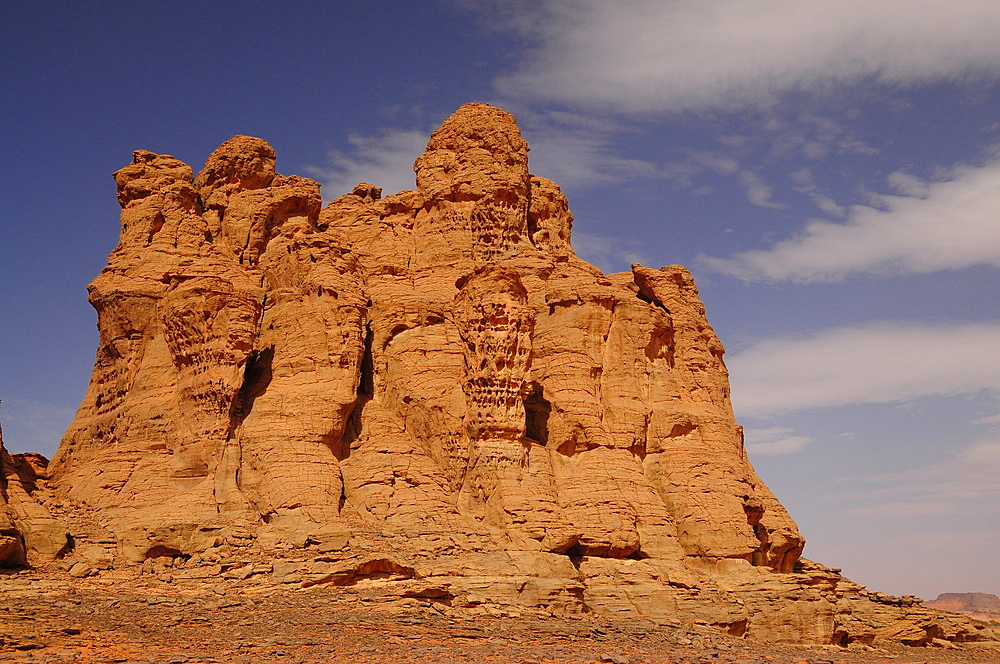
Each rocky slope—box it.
[5,103,987,646]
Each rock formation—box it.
[0,424,26,567]
[1,421,69,566]
[925,593,1000,621]
[34,103,984,645]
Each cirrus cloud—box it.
[838,438,1000,520]
[743,426,812,456]
[700,159,1000,282]
[488,0,1000,113]
[304,129,427,201]
[727,321,1000,417]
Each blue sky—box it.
[3,1,998,600]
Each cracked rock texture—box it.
[38,103,984,646]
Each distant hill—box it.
[924,593,1000,621]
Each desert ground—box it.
[3,563,998,664]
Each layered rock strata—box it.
[42,103,984,645]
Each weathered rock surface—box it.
[0,425,25,567]
[36,103,985,645]
[0,423,69,566]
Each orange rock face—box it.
[43,103,983,645]
[0,426,26,567]
[1,423,69,566]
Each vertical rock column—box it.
[193,137,363,546]
[453,266,578,551]
[632,264,803,570]
[454,265,535,469]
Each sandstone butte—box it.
[924,594,1000,622]
[0,103,987,647]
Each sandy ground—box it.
[3,567,998,664]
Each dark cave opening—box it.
[635,289,670,315]
[232,346,274,425]
[524,381,551,444]
[340,322,374,460]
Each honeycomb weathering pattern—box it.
[16,103,983,645]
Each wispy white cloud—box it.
[838,439,1000,519]
[521,115,664,187]
[571,231,649,273]
[301,107,836,208]
[764,112,878,162]
[727,322,1000,417]
[886,170,930,197]
[700,158,1000,282]
[789,167,846,217]
[305,112,670,197]
[736,170,786,209]
[808,192,845,217]
[645,149,786,206]
[304,129,427,200]
[658,149,788,208]
[489,0,1000,113]
[744,426,812,456]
